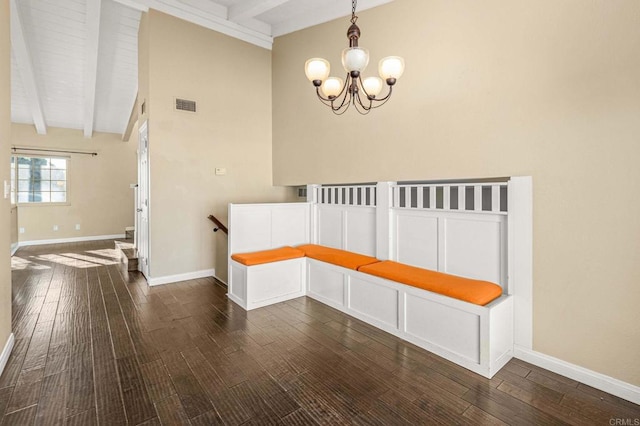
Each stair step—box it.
[115,240,138,272]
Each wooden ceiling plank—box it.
[10,0,47,135]
[84,0,102,138]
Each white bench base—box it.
[306,258,513,378]
[227,256,513,378]
[229,257,306,311]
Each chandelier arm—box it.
[367,85,394,109]
[331,103,351,115]
[356,75,374,100]
[329,74,353,112]
[315,87,337,103]
[353,101,372,115]
[371,84,393,103]
[353,90,373,114]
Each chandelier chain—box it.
[351,0,358,24]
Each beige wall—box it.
[0,0,11,354]
[143,10,295,282]
[11,124,137,242]
[272,1,640,386]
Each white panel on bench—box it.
[229,258,306,310]
[395,211,439,270]
[230,203,311,254]
[345,208,376,256]
[318,207,343,249]
[233,209,272,252]
[230,265,246,300]
[443,216,505,285]
[307,260,345,307]
[272,205,310,247]
[349,276,399,329]
[249,259,305,303]
[404,292,481,363]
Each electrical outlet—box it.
[75,224,81,230]
[53,225,59,231]
[19,227,25,234]
[215,167,227,175]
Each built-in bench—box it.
[231,244,503,308]
[229,246,307,310]
[227,179,532,378]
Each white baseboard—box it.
[0,333,15,377]
[18,234,126,247]
[147,268,216,286]
[10,242,19,256]
[514,346,640,405]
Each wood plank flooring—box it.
[1,240,639,425]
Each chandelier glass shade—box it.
[304,0,404,115]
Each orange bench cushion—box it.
[358,261,503,306]
[297,244,380,271]
[231,246,305,266]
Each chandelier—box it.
[304,0,405,115]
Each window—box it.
[12,156,68,204]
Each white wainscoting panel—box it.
[395,211,439,270]
[349,276,399,329]
[404,293,481,363]
[272,205,310,248]
[229,203,311,254]
[232,209,272,253]
[249,260,305,304]
[318,207,343,249]
[345,208,376,256]
[307,259,346,307]
[230,265,247,301]
[443,216,506,286]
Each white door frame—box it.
[137,121,150,279]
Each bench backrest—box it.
[228,203,311,255]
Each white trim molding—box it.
[0,333,15,377]
[515,346,640,405]
[147,268,215,286]
[18,234,126,247]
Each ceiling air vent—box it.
[175,98,197,113]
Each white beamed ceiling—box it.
[10,0,394,138]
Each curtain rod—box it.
[12,147,98,156]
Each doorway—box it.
[137,121,150,278]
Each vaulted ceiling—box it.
[10,0,393,139]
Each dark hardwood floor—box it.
[1,240,638,425]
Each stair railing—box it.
[207,215,228,235]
